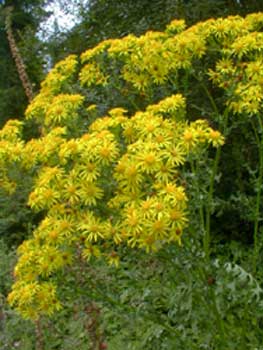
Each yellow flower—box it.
[124,207,143,237]
[36,166,64,188]
[37,246,64,276]
[78,181,104,206]
[115,159,143,192]
[87,104,97,112]
[207,129,225,147]
[61,180,81,205]
[75,163,100,182]
[150,217,169,237]
[82,243,101,260]
[140,198,155,219]
[137,149,162,174]
[165,19,186,35]
[155,161,177,183]
[182,128,198,149]
[147,94,186,119]
[107,251,120,267]
[81,39,112,62]
[164,145,186,167]
[97,140,119,165]
[78,212,105,242]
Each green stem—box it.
[191,75,215,258]
[204,147,221,259]
[201,81,220,116]
[190,159,205,234]
[209,286,226,343]
[193,73,220,116]
[192,74,228,259]
[252,115,263,274]
[111,73,141,110]
[204,109,229,259]
[196,265,226,344]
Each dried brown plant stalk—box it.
[5,6,34,102]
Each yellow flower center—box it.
[184,131,193,142]
[49,230,59,240]
[100,147,111,158]
[153,220,165,232]
[144,154,156,165]
[126,165,137,177]
[170,209,182,220]
[210,130,221,140]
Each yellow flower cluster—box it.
[209,56,263,115]
[26,92,85,129]
[206,14,263,115]
[77,13,263,95]
[0,120,24,193]
[8,280,62,320]
[23,12,263,130]
[6,93,223,318]
[45,94,84,127]
[41,55,78,93]
[26,55,81,128]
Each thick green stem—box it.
[252,115,263,273]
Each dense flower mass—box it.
[2,12,263,319]
[5,94,223,318]
[3,103,223,319]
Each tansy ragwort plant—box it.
[2,98,223,319]
[1,12,263,322]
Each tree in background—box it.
[49,0,263,64]
[0,0,48,126]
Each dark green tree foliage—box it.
[0,22,26,126]
[49,0,263,64]
[179,0,262,24]
[0,0,47,126]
